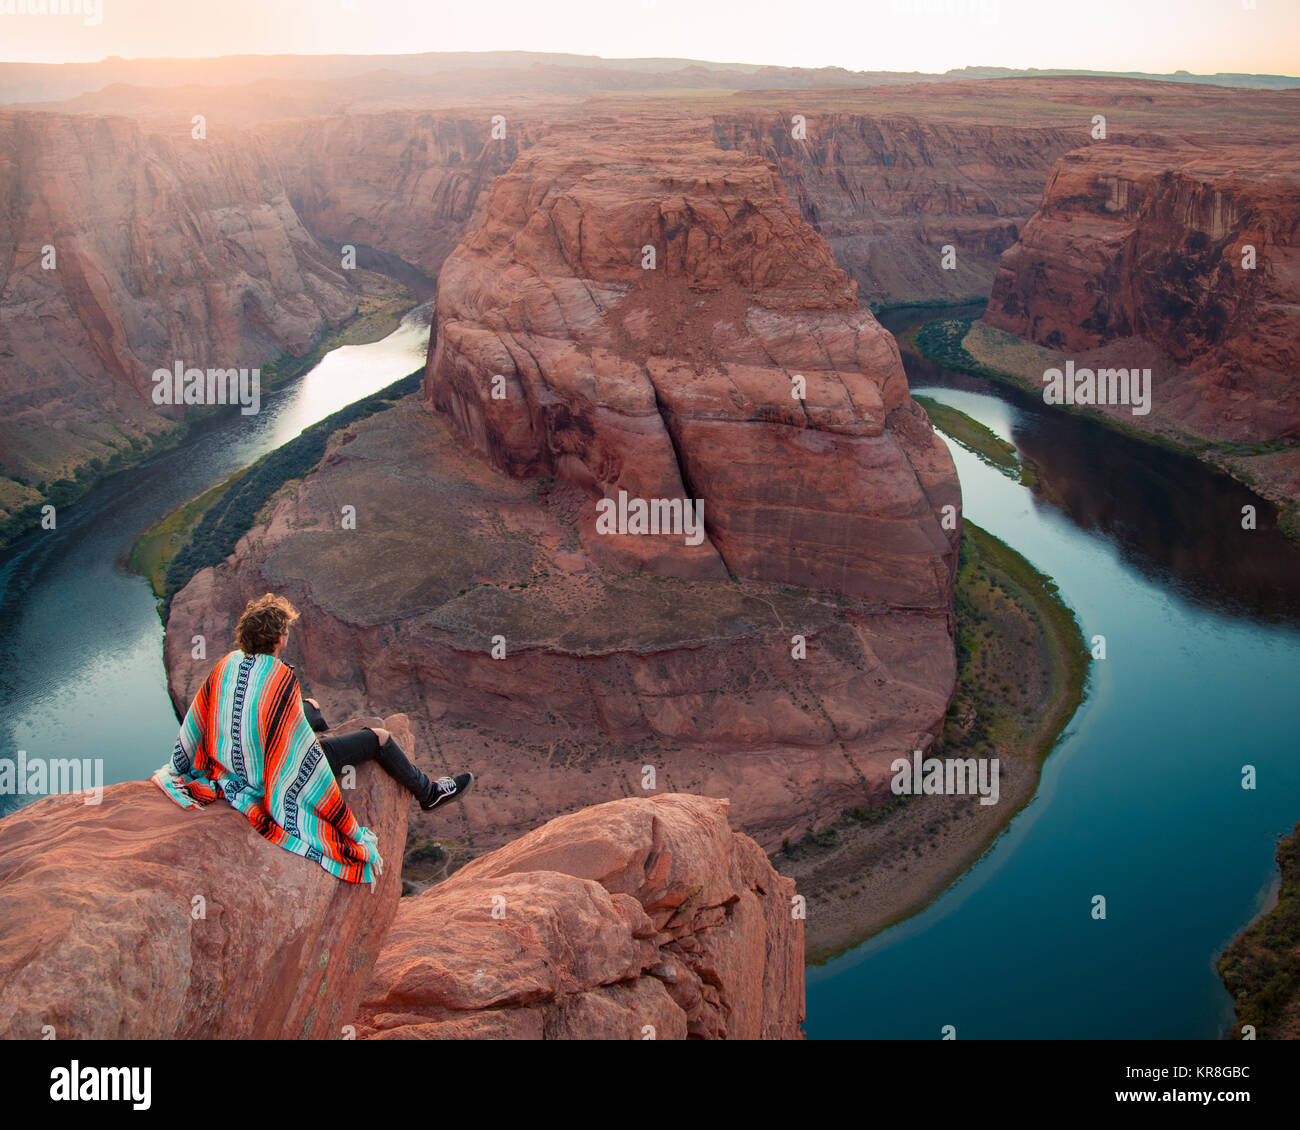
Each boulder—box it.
[355,794,804,1039]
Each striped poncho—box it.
[152,650,383,886]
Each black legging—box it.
[305,701,430,800]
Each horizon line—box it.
[0,49,1296,82]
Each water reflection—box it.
[878,307,1300,623]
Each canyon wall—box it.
[984,141,1300,444]
[0,111,365,531]
[11,79,1271,540]
[5,79,1292,540]
[254,104,1084,309]
[255,112,549,281]
[713,111,1084,304]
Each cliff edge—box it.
[0,714,412,1040]
[0,716,802,1039]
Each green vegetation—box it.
[914,317,1002,376]
[139,369,424,607]
[130,470,250,595]
[949,521,1089,765]
[1278,505,1300,544]
[1218,824,1300,1039]
[913,393,1036,486]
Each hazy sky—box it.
[2,0,1297,75]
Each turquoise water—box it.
[806,324,1300,1039]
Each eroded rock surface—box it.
[355,794,804,1039]
[427,120,960,602]
[0,715,412,1040]
[986,142,1300,445]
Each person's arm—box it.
[285,661,328,732]
[302,696,329,733]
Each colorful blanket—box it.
[152,650,383,886]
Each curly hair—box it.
[235,593,300,656]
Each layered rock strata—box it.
[985,142,1300,445]
[0,111,366,527]
[426,121,960,603]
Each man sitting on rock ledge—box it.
[151,593,472,884]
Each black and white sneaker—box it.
[420,772,474,811]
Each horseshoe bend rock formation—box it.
[428,121,960,605]
[164,121,959,861]
[164,122,960,855]
[356,794,804,1039]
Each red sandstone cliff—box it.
[0,111,368,527]
[0,715,411,1039]
[985,141,1300,445]
[427,120,960,603]
[357,794,804,1039]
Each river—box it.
[0,305,431,815]
[805,307,1300,1038]
[2,302,1297,1040]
